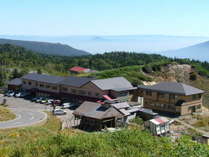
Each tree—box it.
[0,68,7,87]
[37,69,42,74]
[11,68,22,79]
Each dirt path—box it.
[174,118,209,136]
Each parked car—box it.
[61,102,71,109]
[40,98,48,104]
[53,109,67,115]
[14,91,28,98]
[36,97,44,103]
[46,99,54,105]
[15,92,22,97]
[31,97,43,103]
[5,91,15,97]
[31,97,39,102]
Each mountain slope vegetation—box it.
[1,44,209,85]
[0,38,90,56]
[2,129,209,157]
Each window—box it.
[158,93,165,99]
[88,91,92,96]
[46,85,50,89]
[23,81,26,84]
[169,94,175,100]
[146,91,152,96]
[28,82,32,85]
[40,84,44,87]
[62,87,68,91]
[192,94,201,100]
[71,89,77,94]
[95,93,100,97]
[52,86,57,90]
[79,90,86,95]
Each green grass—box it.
[2,129,209,157]
[0,112,208,157]
[0,113,61,148]
[0,106,16,122]
[90,65,152,85]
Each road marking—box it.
[13,122,22,125]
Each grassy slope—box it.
[87,65,152,85]
[0,113,61,155]
[0,106,16,121]
[3,129,209,157]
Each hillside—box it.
[165,40,209,61]
[1,34,209,53]
[2,44,209,90]
[0,38,90,56]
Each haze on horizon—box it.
[1,0,209,37]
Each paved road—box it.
[0,95,49,129]
[0,108,47,129]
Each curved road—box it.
[0,109,47,129]
[0,95,48,129]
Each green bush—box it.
[190,72,197,81]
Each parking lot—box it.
[0,94,77,129]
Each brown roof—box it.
[73,101,123,119]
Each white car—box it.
[40,98,48,104]
[61,103,71,109]
[53,109,67,115]
[36,97,44,103]
[6,91,15,97]
[15,92,22,97]
[46,99,54,105]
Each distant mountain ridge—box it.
[164,40,209,61]
[0,38,90,56]
[1,35,209,54]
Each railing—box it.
[181,100,202,106]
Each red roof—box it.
[103,95,113,101]
[69,66,88,72]
[150,117,169,125]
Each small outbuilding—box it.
[73,101,124,131]
[145,116,170,135]
[73,101,140,131]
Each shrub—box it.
[190,72,197,81]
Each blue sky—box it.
[1,0,209,36]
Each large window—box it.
[169,94,175,100]
[62,87,68,91]
[71,89,77,94]
[79,90,86,95]
[46,85,51,89]
[52,86,57,90]
[146,91,152,96]
[158,93,165,99]
[95,93,100,97]
[192,94,202,100]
